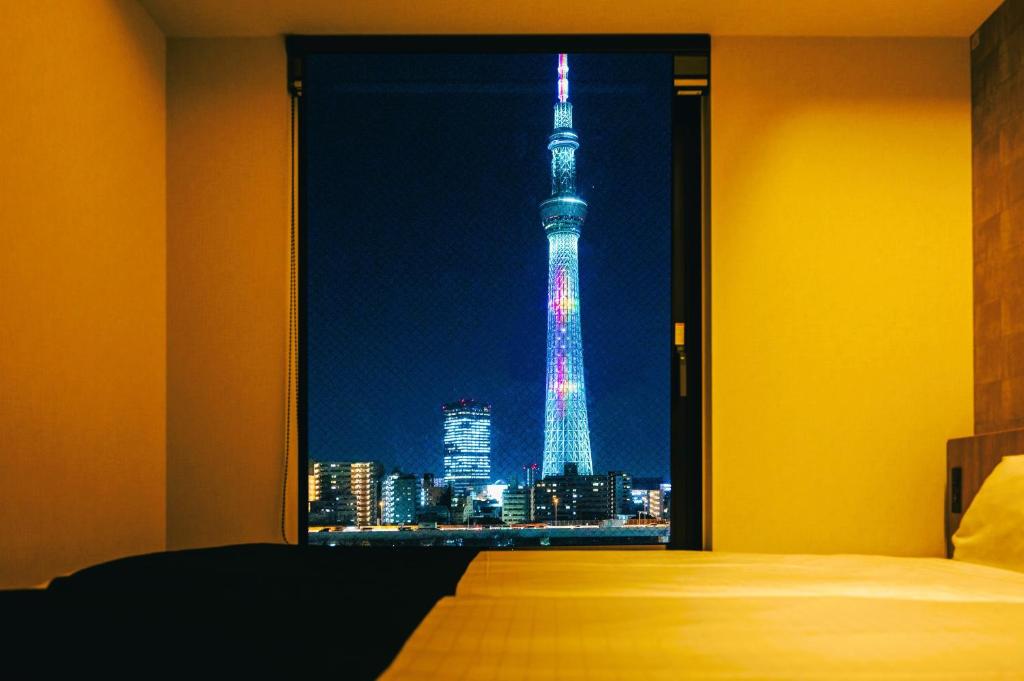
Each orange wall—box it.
[164,37,972,556]
[710,37,973,556]
[166,38,295,548]
[0,1,166,588]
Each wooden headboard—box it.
[946,428,1024,557]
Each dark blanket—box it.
[9,544,479,677]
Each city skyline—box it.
[305,52,672,483]
[308,398,668,487]
[310,455,671,527]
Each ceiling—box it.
[138,0,1001,39]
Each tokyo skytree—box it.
[541,53,594,478]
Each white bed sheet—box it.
[382,551,1024,680]
[455,550,1024,602]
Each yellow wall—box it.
[166,39,294,548]
[710,37,973,556]
[163,37,972,556]
[0,1,166,588]
[0,10,975,588]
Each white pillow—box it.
[953,454,1024,573]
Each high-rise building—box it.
[307,462,318,512]
[442,399,491,495]
[521,463,539,489]
[502,486,534,524]
[382,472,421,525]
[628,482,670,521]
[541,54,594,479]
[630,488,650,517]
[421,473,435,507]
[658,482,672,521]
[608,471,633,517]
[631,477,666,520]
[310,462,355,525]
[648,488,663,519]
[534,463,609,522]
[310,461,383,526]
[350,462,382,525]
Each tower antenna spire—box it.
[557,53,569,103]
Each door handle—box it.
[675,323,686,397]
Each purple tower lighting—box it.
[540,53,593,478]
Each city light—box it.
[542,54,594,478]
[306,54,670,548]
[442,400,492,495]
[557,52,569,103]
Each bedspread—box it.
[382,551,1024,679]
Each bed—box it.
[382,436,1024,679]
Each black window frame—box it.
[287,34,710,550]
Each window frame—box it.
[287,34,710,550]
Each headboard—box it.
[946,428,1024,557]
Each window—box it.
[293,36,708,549]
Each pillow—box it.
[953,454,1024,573]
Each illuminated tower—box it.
[541,53,593,478]
[442,399,492,495]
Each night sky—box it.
[304,52,672,482]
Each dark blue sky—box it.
[304,52,672,481]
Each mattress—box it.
[456,550,1024,602]
[382,551,1024,679]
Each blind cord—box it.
[281,93,298,544]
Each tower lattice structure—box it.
[541,54,594,478]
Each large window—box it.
[294,37,708,548]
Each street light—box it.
[553,495,559,526]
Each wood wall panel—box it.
[972,0,1024,433]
